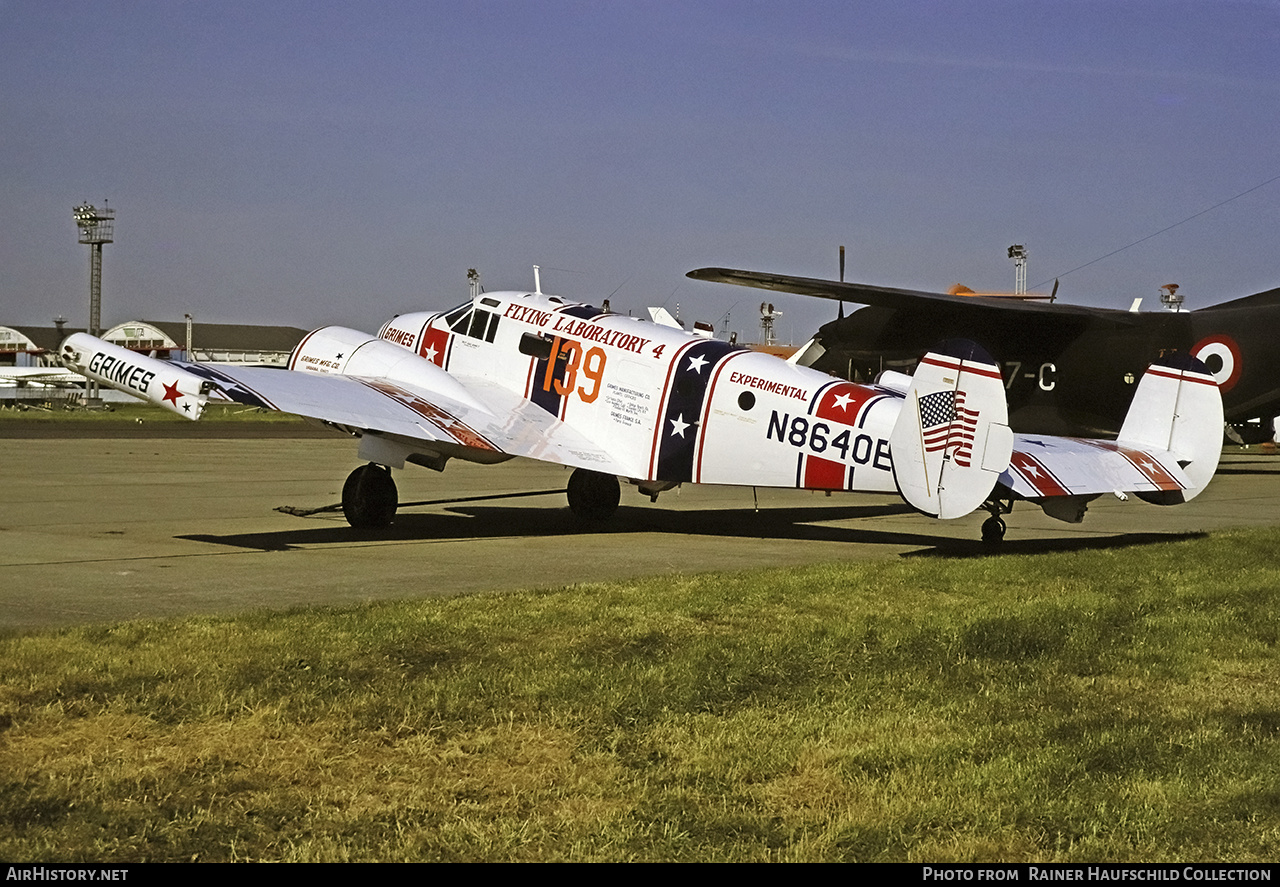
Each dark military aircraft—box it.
[688,267,1280,442]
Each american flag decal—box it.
[919,389,980,467]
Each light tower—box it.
[759,302,782,346]
[73,202,115,405]
[1007,244,1027,295]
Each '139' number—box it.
[542,337,606,404]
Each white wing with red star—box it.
[61,332,636,476]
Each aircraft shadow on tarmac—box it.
[1214,456,1280,476]
[177,497,1206,559]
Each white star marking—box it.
[831,392,853,411]
[669,413,690,438]
[424,343,439,363]
[1022,462,1042,478]
[686,354,708,374]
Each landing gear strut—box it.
[566,468,620,521]
[342,463,398,528]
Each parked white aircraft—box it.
[0,366,86,386]
[59,281,1223,542]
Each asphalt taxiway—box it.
[3,429,1278,630]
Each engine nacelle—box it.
[376,312,439,354]
[290,326,489,414]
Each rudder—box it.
[1117,354,1222,503]
[890,340,1014,519]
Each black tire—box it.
[981,515,1006,545]
[566,469,620,521]
[342,463,398,528]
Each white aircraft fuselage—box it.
[350,291,900,494]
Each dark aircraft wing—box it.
[687,267,1139,323]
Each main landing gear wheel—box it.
[566,468,620,521]
[981,515,1006,545]
[342,463,398,528]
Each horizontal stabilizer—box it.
[1000,435,1194,500]
[998,355,1223,518]
[60,334,213,419]
[890,340,1013,519]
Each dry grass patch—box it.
[3,527,1279,861]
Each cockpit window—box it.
[443,301,500,343]
[444,302,472,331]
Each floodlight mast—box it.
[759,301,782,346]
[73,202,115,405]
[1007,244,1028,295]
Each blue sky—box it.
[3,0,1278,343]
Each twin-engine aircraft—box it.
[60,282,1223,542]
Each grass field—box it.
[2,528,1278,862]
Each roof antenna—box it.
[533,265,542,295]
[838,245,846,320]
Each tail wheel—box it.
[342,463,398,528]
[566,469,620,521]
[981,515,1006,545]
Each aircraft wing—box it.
[687,267,1136,322]
[192,363,636,476]
[62,334,637,477]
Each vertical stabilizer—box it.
[890,340,1014,519]
[1117,354,1222,502]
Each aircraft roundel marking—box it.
[1192,334,1241,392]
